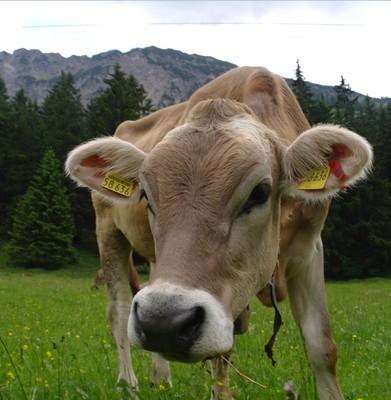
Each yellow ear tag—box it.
[101,174,135,197]
[297,164,330,190]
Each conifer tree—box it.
[0,77,13,238]
[291,60,314,123]
[87,64,153,136]
[329,75,357,128]
[41,71,86,158]
[311,94,330,124]
[7,149,75,268]
[375,104,391,178]
[41,72,95,245]
[9,89,43,192]
[335,76,351,106]
[0,77,10,131]
[356,96,376,135]
[0,89,44,237]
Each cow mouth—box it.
[158,349,231,363]
[158,352,200,363]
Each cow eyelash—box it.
[139,189,155,215]
[240,183,271,215]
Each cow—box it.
[65,66,372,400]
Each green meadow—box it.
[0,251,390,399]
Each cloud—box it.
[0,1,390,97]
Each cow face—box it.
[66,99,372,363]
[129,101,281,361]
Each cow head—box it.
[66,99,372,362]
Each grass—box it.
[0,250,390,399]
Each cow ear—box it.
[65,137,146,201]
[282,124,373,201]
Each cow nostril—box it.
[133,301,140,321]
[178,306,205,341]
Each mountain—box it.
[0,47,235,107]
[0,46,389,108]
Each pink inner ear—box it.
[329,159,346,181]
[332,143,353,158]
[80,154,111,168]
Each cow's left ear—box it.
[282,124,373,201]
[65,137,146,201]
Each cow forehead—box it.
[143,118,274,183]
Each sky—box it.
[1,1,390,98]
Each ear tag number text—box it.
[298,164,330,190]
[101,174,134,197]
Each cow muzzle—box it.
[128,281,233,362]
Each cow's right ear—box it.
[281,124,373,201]
[65,137,146,201]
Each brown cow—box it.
[66,66,372,399]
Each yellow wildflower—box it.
[7,371,15,380]
[22,344,28,351]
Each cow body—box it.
[66,67,372,399]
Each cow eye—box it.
[240,183,271,215]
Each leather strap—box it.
[264,275,283,366]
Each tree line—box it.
[0,62,389,278]
[0,64,152,268]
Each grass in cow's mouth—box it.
[0,249,390,399]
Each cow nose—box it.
[133,302,205,357]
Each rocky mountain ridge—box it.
[0,46,389,108]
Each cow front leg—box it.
[96,213,138,393]
[107,274,138,392]
[287,239,344,400]
[210,355,232,400]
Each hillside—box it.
[0,46,389,108]
[0,46,235,107]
